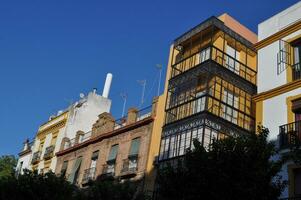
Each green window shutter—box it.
[129,138,141,156]
[61,160,68,174]
[68,156,82,183]
[108,145,118,162]
[91,150,99,160]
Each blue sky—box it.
[0,0,299,156]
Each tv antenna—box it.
[137,79,146,108]
[120,93,127,117]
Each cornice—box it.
[255,20,301,50]
[253,79,301,102]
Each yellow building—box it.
[157,13,257,168]
[253,2,301,198]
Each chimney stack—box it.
[102,73,113,98]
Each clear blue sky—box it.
[0,0,299,156]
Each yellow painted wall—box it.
[144,45,173,193]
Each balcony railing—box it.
[31,151,41,164]
[137,106,152,121]
[279,120,301,149]
[171,46,256,84]
[82,167,96,185]
[63,131,92,150]
[292,62,301,81]
[102,163,115,177]
[120,156,138,177]
[43,145,55,160]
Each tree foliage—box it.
[0,170,148,200]
[0,170,77,200]
[0,155,17,179]
[156,126,286,200]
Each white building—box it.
[17,73,113,174]
[254,2,301,198]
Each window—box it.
[128,138,140,170]
[199,47,210,63]
[90,151,99,169]
[68,157,82,184]
[60,160,68,177]
[226,45,240,74]
[106,145,119,174]
[222,89,239,123]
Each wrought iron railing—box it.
[102,163,115,176]
[171,45,257,84]
[31,151,41,164]
[292,62,301,81]
[120,156,138,175]
[165,94,254,131]
[137,106,152,121]
[279,120,301,149]
[82,167,96,184]
[43,145,55,160]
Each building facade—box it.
[158,14,257,165]
[30,90,112,173]
[253,2,301,198]
[54,97,164,193]
[16,139,33,176]
[16,73,114,173]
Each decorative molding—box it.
[253,79,301,102]
[255,20,301,50]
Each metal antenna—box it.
[120,93,127,117]
[137,79,146,108]
[156,64,163,96]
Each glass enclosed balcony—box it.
[171,45,256,84]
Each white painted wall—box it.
[16,152,32,175]
[257,2,301,93]
[258,2,301,41]
[262,87,301,140]
[30,91,111,172]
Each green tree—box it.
[81,176,149,200]
[156,126,286,200]
[0,155,17,179]
[0,170,77,200]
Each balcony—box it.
[101,163,115,178]
[31,151,41,164]
[81,167,96,185]
[279,120,301,149]
[120,156,138,178]
[292,63,301,81]
[165,94,254,132]
[43,145,55,160]
[171,46,256,85]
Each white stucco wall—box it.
[16,152,32,174]
[257,2,301,93]
[29,91,111,172]
[262,87,301,140]
[258,2,301,41]
[64,92,111,140]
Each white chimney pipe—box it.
[102,73,113,98]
